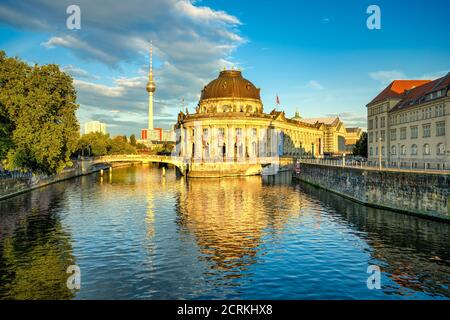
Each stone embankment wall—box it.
[294,163,450,221]
[0,160,112,201]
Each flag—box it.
[276,94,280,105]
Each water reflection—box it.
[0,185,76,299]
[0,166,448,299]
[297,182,450,298]
[176,176,301,276]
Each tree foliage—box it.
[0,51,79,174]
[109,136,136,155]
[77,132,110,156]
[352,131,368,158]
[76,132,137,156]
[129,134,136,146]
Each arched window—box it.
[391,145,396,155]
[423,144,430,155]
[401,145,406,155]
[437,143,445,155]
[411,144,418,155]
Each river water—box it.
[0,165,449,299]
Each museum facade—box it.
[174,69,358,177]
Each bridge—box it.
[80,154,295,177]
[82,155,187,175]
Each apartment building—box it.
[366,73,449,169]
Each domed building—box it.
[196,69,263,114]
[174,69,354,177]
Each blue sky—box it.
[0,0,449,135]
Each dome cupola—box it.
[197,69,263,114]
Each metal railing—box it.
[298,158,450,174]
[0,170,33,180]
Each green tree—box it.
[129,134,137,146]
[77,132,110,156]
[75,132,137,156]
[353,132,368,157]
[0,51,29,161]
[0,51,79,174]
[109,136,136,155]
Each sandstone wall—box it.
[294,163,450,221]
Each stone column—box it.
[227,125,234,161]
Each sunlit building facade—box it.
[367,73,450,169]
[174,69,358,177]
[84,121,107,135]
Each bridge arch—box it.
[85,155,187,176]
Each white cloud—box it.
[0,4,52,30]
[369,69,449,86]
[1,0,245,134]
[417,70,448,80]
[325,112,367,129]
[175,0,241,25]
[73,79,126,98]
[62,65,100,80]
[368,70,406,85]
[42,35,118,65]
[296,80,324,91]
[307,80,324,90]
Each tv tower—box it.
[146,41,156,130]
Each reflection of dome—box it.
[200,70,261,101]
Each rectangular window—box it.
[368,132,373,143]
[380,130,385,141]
[368,119,373,130]
[410,126,418,139]
[436,121,445,136]
[251,128,257,137]
[390,129,397,141]
[381,117,385,128]
[423,124,431,138]
[400,127,406,140]
[440,105,444,116]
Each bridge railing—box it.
[89,154,296,168]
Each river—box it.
[0,164,449,299]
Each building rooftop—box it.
[199,69,261,102]
[346,127,361,133]
[367,80,431,106]
[389,72,450,112]
[300,117,340,126]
